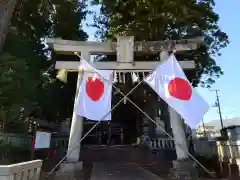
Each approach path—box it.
[90,162,163,180]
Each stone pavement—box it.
[42,146,233,179]
[90,162,163,180]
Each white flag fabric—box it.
[144,54,209,128]
[76,59,113,121]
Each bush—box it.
[0,140,12,158]
[0,139,31,164]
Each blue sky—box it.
[197,0,240,123]
[83,1,240,123]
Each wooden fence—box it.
[1,132,240,165]
[148,137,240,165]
[0,159,42,180]
[147,138,175,150]
[51,136,69,157]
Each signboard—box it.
[117,36,134,63]
[34,131,51,149]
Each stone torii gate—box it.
[47,36,203,175]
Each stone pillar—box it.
[160,51,198,179]
[169,107,198,179]
[169,107,188,160]
[60,51,90,172]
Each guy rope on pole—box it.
[46,53,215,179]
[46,59,144,177]
[76,53,215,177]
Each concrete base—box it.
[170,159,199,180]
[59,161,83,173]
[53,161,83,180]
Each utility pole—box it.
[201,118,207,137]
[212,90,224,130]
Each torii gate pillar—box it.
[160,51,198,179]
[67,52,90,161]
[59,52,90,172]
[160,51,189,160]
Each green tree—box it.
[51,0,88,40]
[92,0,229,87]
[42,0,88,121]
[0,0,53,124]
[0,0,88,124]
[0,53,39,122]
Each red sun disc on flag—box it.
[168,77,192,100]
[86,77,104,101]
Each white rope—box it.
[46,71,144,177]
[47,54,214,178]
[80,57,214,177]
[111,85,214,177]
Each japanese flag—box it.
[144,54,209,128]
[75,59,113,121]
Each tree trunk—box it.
[0,0,17,51]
